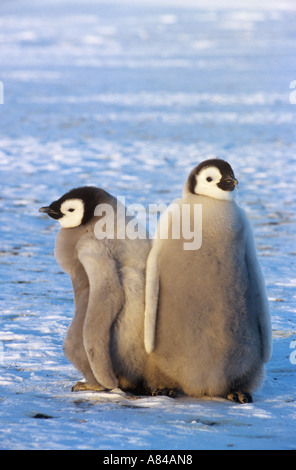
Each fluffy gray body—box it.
[145,164,272,401]
[42,188,150,392]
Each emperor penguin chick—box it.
[40,186,151,393]
[144,159,272,403]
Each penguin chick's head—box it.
[39,186,104,228]
[186,159,238,201]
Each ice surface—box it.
[0,0,296,450]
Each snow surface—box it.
[0,0,296,450]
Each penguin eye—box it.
[206,177,213,182]
[68,208,75,212]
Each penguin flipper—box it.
[144,243,160,354]
[77,238,123,390]
[242,210,273,363]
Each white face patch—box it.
[59,199,85,228]
[194,167,236,201]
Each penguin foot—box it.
[152,388,178,398]
[71,381,105,392]
[227,391,253,404]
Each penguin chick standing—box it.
[40,186,150,393]
[144,159,272,403]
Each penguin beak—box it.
[39,206,60,217]
[218,176,238,191]
[225,177,238,186]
